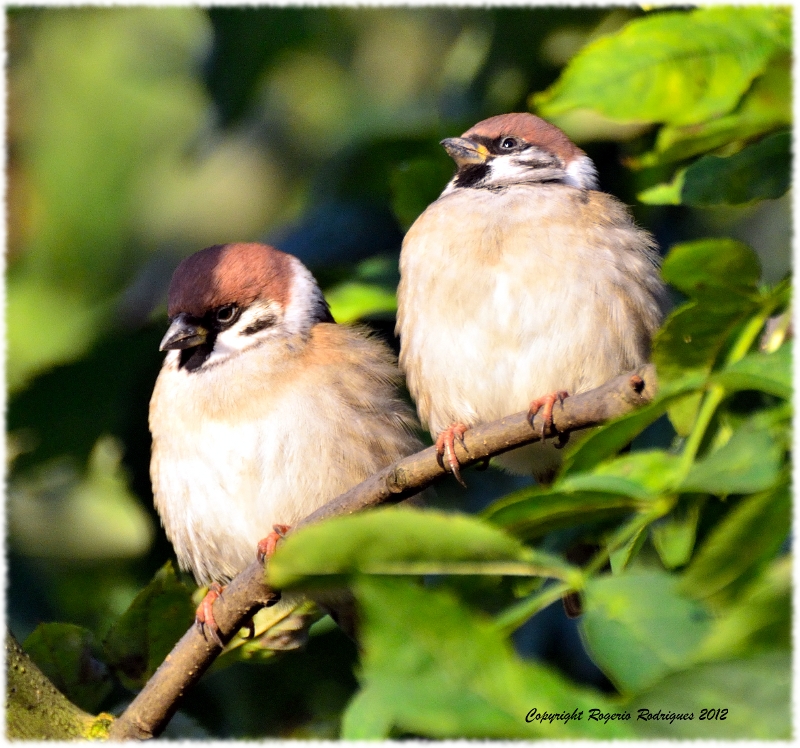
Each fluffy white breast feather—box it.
[397,183,666,477]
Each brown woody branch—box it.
[108,364,657,740]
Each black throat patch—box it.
[453,162,491,189]
[178,335,216,372]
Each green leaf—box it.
[325,281,397,323]
[680,423,783,495]
[588,450,682,495]
[652,239,765,398]
[23,623,113,713]
[342,687,393,739]
[653,303,754,387]
[533,7,790,126]
[633,56,791,168]
[102,561,196,689]
[608,521,648,574]
[681,129,791,205]
[268,509,572,589]
[637,175,683,205]
[660,238,761,302]
[580,570,711,695]
[649,498,702,569]
[343,577,633,739]
[697,555,790,660]
[641,130,791,206]
[680,479,790,602]
[662,392,704,439]
[712,340,792,399]
[629,651,790,738]
[484,451,683,541]
[484,487,643,542]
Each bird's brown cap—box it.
[167,243,293,318]
[463,113,585,163]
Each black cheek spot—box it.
[242,315,275,335]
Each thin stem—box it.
[724,310,772,366]
[679,384,725,469]
[494,581,571,635]
[494,508,665,635]
[680,306,774,471]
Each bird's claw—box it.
[195,582,226,647]
[435,423,469,487]
[528,390,570,440]
[257,524,292,563]
[242,618,256,640]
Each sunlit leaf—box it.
[681,423,782,495]
[268,509,572,589]
[588,450,682,495]
[633,57,791,168]
[534,7,789,126]
[343,577,634,739]
[8,435,155,560]
[712,341,791,399]
[325,281,397,323]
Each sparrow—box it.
[150,242,424,641]
[397,113,669,484]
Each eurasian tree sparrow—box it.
[397,113,668,483]
[150,242,424,639]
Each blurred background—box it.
[6,6,791,738]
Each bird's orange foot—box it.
[528,390,570,441]
[435,423,469,487]
[257,524,292,563]
[196,582,226,647]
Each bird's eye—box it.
[500,137,519,149]
[215,304,239,325]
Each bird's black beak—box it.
[159,313,209,351]
[440,137,490,168]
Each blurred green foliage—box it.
[7,5,791,739]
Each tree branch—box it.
[108,364,657,740]
[6,630,114,740]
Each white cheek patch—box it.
[206,301,282,364]
[210,328,254,358]
[488,155,538,183]
[565,155,599,190]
